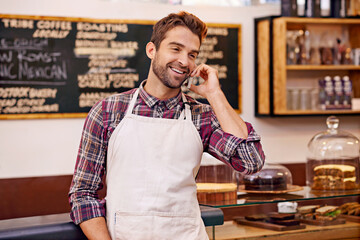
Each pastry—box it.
[340,202,360,216]
[312,164,357,190]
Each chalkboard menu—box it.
[0,15,241,119]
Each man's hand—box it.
[188,64,248,139]
[188,64,222,100]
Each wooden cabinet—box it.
[255,16,360,116]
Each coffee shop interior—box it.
[0,0,360,239]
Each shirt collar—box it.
[138,80,183,109]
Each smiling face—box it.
[147,26,200,89]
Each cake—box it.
[243,169,288,191]
[312,164,357,190]
[196,183,237,204]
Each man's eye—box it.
[172,48,180,52]
[189,54,196,59]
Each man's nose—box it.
[178,53,189,67]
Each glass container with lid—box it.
[241,163,293,192]
[196,153,237,204]
[306,116,360,191]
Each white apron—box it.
[106,89,208,240]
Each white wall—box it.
[0,0,359,179]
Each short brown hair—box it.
[150,11,207,49]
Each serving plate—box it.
[238,184,303,194]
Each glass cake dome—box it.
[196,153,238,204]
[306,116,360,191]
[242,163,293,192]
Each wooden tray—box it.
[234,217,306,231]
[299,218,346,226]
[238,185,303,194]
[340,214,360,223]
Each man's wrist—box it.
[206,88,225,105]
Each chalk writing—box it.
[0,98,16,107]
[1,19,34,29]
[209,64,227,79]
[29,88,57,98]
[0,87,31,98]
[77,73,138,89]
[88,58,127,68]
[78,73,108,88]
[0,87,59,114]
[33,29,70,39]
[110,41,138,50]
[0,51,13,62]
[75,40,108,48]
[17,50,61,63]
[36,20,72,30]
[0,38,49,50]
[76,31,117,40]
[0,63,17,79]
[77,22,128,33]
[207,27,228,36]
[79,92,118,107]
[1,103,59,113]
[18,61,67,80]
[197,36,223,64]
[0,87,57,99]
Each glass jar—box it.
[306,116,360,191]
[196,153,237,205]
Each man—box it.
[69,11,265,240]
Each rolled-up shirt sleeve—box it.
[206,111,265,174]
[68,101,107,224]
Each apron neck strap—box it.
[125,88,140,116]
[181,93,191,121]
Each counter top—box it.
[206,219,360,240]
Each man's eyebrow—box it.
[168,41,200,55]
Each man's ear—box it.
[146,42,156,60]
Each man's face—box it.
[151,26,200,89]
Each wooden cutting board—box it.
[234,217,306,231]
[299,218,346,226]
[340,214,360,223]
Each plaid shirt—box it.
[69,81,265,224]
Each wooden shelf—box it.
[255,16,360,117]
[280,17,360,25]
[286,65,360,71]
[277,109,360,115]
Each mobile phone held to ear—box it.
[187,77,193,89]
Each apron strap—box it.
[125,88,140,116]
[181,93,192,121]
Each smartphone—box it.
[186,77,193,89]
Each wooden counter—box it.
[206,220,360,240]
